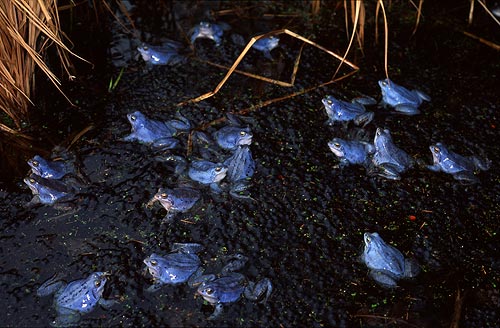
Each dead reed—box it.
[0,0,83,134]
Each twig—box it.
[450,289,467,328]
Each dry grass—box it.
[0,0,84,134]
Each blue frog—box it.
[378,78,430,115]
[137,41,186,66]
[37,272,115,327]
[123,111,190,148]
[361,232,420,288]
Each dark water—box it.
[1,1,499,327]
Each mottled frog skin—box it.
[361,232,420,288]
[143,243,204,292]
[146,187,201,222]
[123,111,190,148]
[213,126,253,151]
[37,272,115,327]
[322,95,376,127]
[427,142,490,184]
[372,128,414,180]
[378,78,430,115]
[223,145,255,199]
[328,137,375,167]
[24,174,72,207]
[188,160,228,193]
[28,155,70,180]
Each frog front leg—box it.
[98,297,118,310]
[208,303,225,320]
[187,268,215,288]
[229,180,253,200]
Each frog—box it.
[24,174,73,207]
[322,95,377,127]
[427,142,490,184]
[213,126,253,151]
[190,21,229,47]
[372,128,414,180]
[37,271,115,327]
[196,254,272,320]
[361,232,420,288]
[28,155,71,180]
[328,137,375,168]
[123,111,190,148]
[146,187,201,222]
[223,145,255,199]
[252,36,280,60]
[378,78,431,115]
[188,160,228,193]
[143,243,205,292]
[137,41,186,66]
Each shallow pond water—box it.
[1,1,499,327]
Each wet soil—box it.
[1,1,499,327]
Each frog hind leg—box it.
[470,156,491,171]
[394,104,420,115]
[454,171,479,184]
[151,137,179,150]
[353,111,374,127]
[376,164,402,180]
[404,258,421,278]
[244,278,273,303]
[369,270,398,288]
[37,273,65,297]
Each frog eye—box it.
[31,160,39,167]
[143,46,149,51]
[94,280,101,288]
[381,80,388,86]
[326,99,333,105]
[205,288,214,295]
[130,115,136,121]
[160,193,168,199]
[239,131,246,136]
[215,166,222,172]
[366,236,371,243]
[433,146,440,153]
[334,142,341,148]
[150,259,158,266]
[29,178,36,183]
